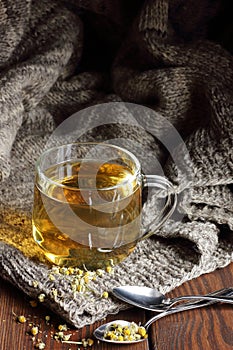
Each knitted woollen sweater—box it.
[0,0,233,328]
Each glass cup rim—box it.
[35,142,142,192]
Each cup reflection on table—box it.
[32,143,176,270]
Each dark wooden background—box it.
[1,263,233,350]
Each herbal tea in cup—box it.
[32,143,176,270]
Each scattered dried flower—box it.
[63,334,72,341]
[102,291,109,299]
[105,266,112,273]
[35,340,46,349]
[17,315,27,323]
[31,326,39,336]
[32,280,39,288]
[48,273,55,281]
[51,288,58,298]
[58,324,68,331]
[54,331,72,342]
[45,315,50,324]
[38,294,45,303]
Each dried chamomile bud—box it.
[58,324,68,331]
[31,326,39,336]
[102,291,109,299]
[17,315,27,323]
[35,341,46,349]
[45,315,50,323]
[38,293,45,303]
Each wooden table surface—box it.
[1,263,233,350]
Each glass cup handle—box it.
[140,175,177,241]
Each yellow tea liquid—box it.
[32,160,142,269]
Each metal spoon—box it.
[94,287,233,344]
[112,285,233,311]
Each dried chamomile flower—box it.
[76,268,84,276]
[45,315,50,324]
[87,338,94,346]
[63,334,72,341]
[58,324,68,331]
[105,266,112,274]
[67,267,74,274]
[54,331,72,342]
[17,315,27,323]
[38,293,45,303]
[35,340,46,349]
[59,266,70,275]
[138,326,147,337]
[51,288,58,298]
[31,326,39,336]
[82,338,94,347]
[51,266,60,274]
[102,291,109,299]
[32,280,39,288]
[48,273,55,281]
[96,269,104,277]
[54,331,64,341]
[104,322,148,342]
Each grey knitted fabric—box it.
[0,0,233,328]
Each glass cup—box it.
[32,143,177,270]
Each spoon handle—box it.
[144,288,233,330]
[168,294,233,307]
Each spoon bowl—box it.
[93,320,146,344]
[112,285,166,311]
[112,285,233,311]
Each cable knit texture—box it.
[0,0,233,328]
